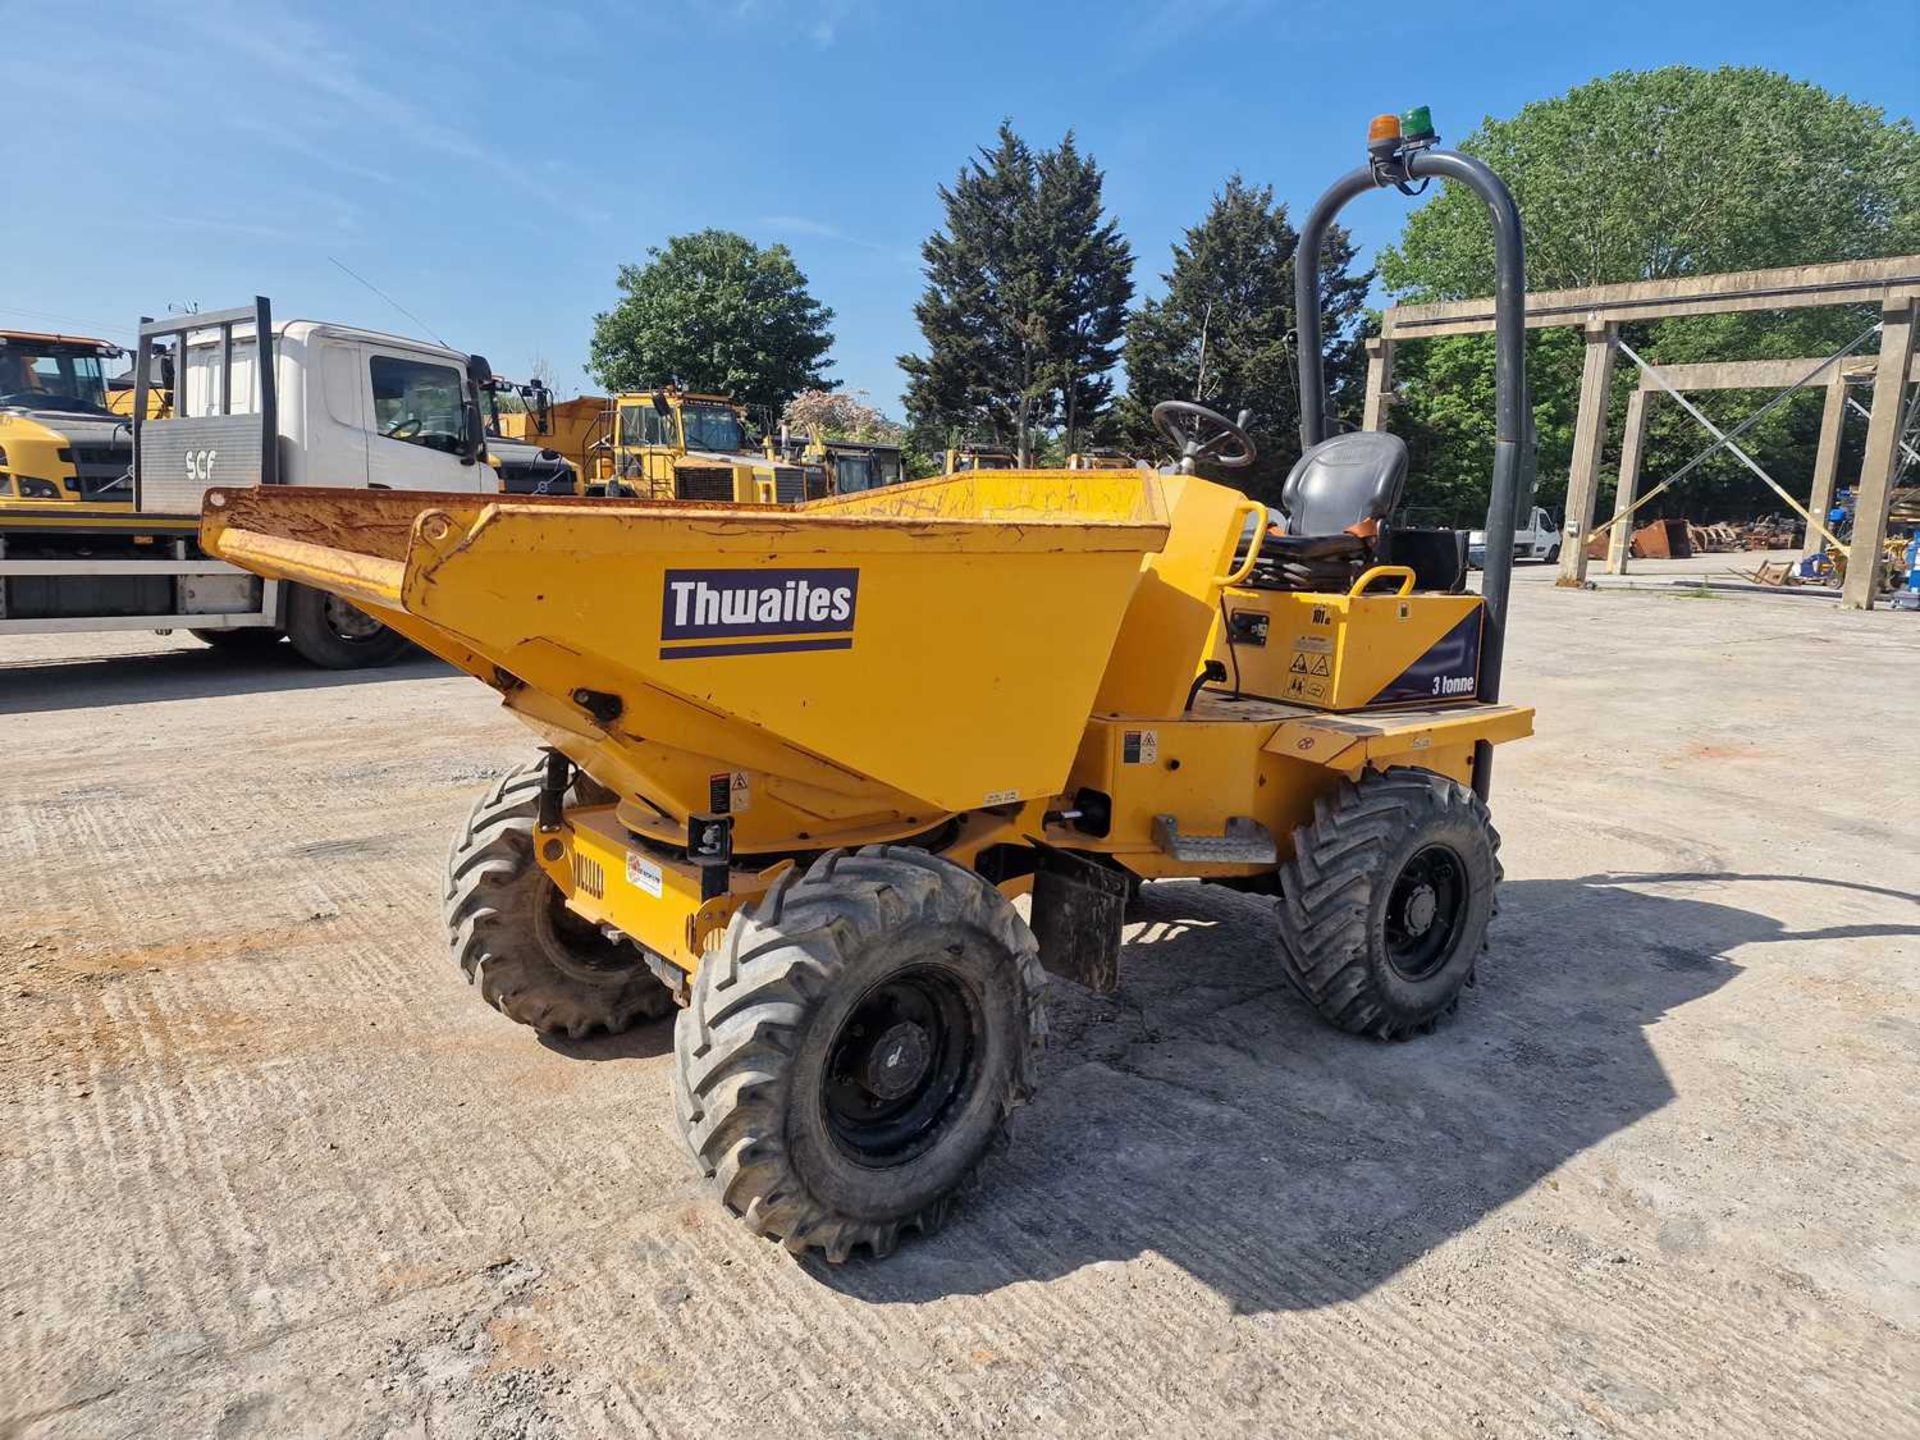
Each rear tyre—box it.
[283,584,410,669]
[445,759,675,1037]
[1276,768,1501,1039]
[190,627,284,653]
[673,846,1045,1262]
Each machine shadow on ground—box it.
[0,646,452,714]
[810,873,1883,1315]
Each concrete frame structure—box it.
[1370,256,1920,609]
[1601,353,1920,572]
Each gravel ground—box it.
[1,584,1916,1439]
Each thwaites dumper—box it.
[205,117,1536,1261]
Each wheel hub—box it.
[823,966,981,1167]
[323,594,383,641]
[1383,844,1467,983]
[862,1021,933,1100]
[1401,883,1439,936]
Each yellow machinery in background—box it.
[939,445,1017,474]
[1067,448,1145,470]
[204,111,1538,1263]
[593,387,824,502]
[0,330,133,510]
[768,430,906,494]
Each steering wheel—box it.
[385,414,422,440]
[1152,400,1256,472]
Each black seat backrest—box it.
[1280,432,1409,537]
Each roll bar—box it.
[1294,137,1529,801]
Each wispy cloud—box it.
[1111,0,1276,67]
[170,3,581,213]
[757,214,917,264]
[715,0,867,48]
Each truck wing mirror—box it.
[461,397,485,464]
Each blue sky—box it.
[4,0,1914,413]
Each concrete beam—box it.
[1805,378,1851,559]
[1361,338,1395,432]
[1605,389,1652,575]
[1841,296,1920,610]
[1557,322,1619,587]
[1633,355,1920,393]
[1383,255,1920,341]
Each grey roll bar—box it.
[1294,146,1529,801]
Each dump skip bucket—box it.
[204,473,1170,845]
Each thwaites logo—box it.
[659,567,858,660]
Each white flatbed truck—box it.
[0,298,573,667]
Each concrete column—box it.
[1556,320,1619,587]
[1842,293,1920,609]
[1361,338,1396,432]
[1605,388,1652,575]
[1803,375,1850,558]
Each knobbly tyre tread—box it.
[672,845,1046,1263]
[1275,768,1502,1040]
[444,758,674,1038]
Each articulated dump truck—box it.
[203,112,1537,1260]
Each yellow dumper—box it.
[204,116,1536,1260]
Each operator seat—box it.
[1254,431,1409,590]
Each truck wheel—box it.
[673,846,1046,1261]
[283,584,410,669]
[190,627,284,653]
[1276,769,1501,1039]
[445,760,675,1038]
[1545,543,1562,563]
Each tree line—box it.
[588,68,1919,521]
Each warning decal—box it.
[1122,729,1159,765]
[626,851,664,898]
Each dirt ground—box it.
[2,580,1917,1439]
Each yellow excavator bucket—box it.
[202,474,1171,848]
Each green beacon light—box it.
[1401,106,1437,142]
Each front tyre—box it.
[444,760,675,1037]
[1276,769,1501,1039]
[283,583,410,669]
[673,846,1046,1262]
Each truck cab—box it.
[608,388,824,503]
[166,319,500,494]
[0,331,134,511]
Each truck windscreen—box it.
[0,349,109,413]
[681,404,745,454]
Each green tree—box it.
[587,230,835,414]
[1120,175,1371,504]
[1379,68,1920,524]
[900,125,1133,463]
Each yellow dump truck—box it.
[204,111,1537,1261]
[768,431,906,494]
[939,445,1017,475]
[0,330,133,510]
[598,387,824,502]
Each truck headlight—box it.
[17,477,60,498]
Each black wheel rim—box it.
[537,883,643,985]
[1384,843,1467,982]
[823,965,981,1167]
